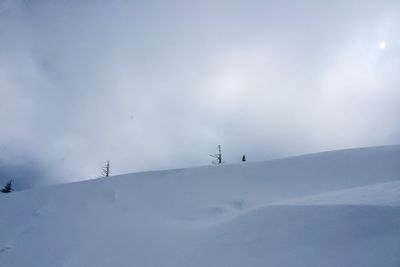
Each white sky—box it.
[1,0,400,186]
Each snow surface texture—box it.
[0,145,400,267]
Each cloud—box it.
[1,0,400,186]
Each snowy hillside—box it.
[0,145,400,267]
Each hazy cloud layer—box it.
[1,0,400,185]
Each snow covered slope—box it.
[0,145,400,267]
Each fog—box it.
[1,0,400,187]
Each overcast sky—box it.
[1,0,400,188]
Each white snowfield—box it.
[0,145,400,267]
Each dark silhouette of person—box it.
[242,155,246,162]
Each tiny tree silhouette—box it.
[1,180,13,193]
[101,161,110,177]
[210,145,223,165]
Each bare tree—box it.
[101,161,110,177]
[210,145,223,165]
[1,180,13,193]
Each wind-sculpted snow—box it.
[0,145,400,267]
[271,180,400,206]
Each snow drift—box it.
[0,145,400,267]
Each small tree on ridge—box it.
[210,145,223,165]
[1,180,13,193]
[101,161,110,177]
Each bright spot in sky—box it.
[379,42,387,49]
